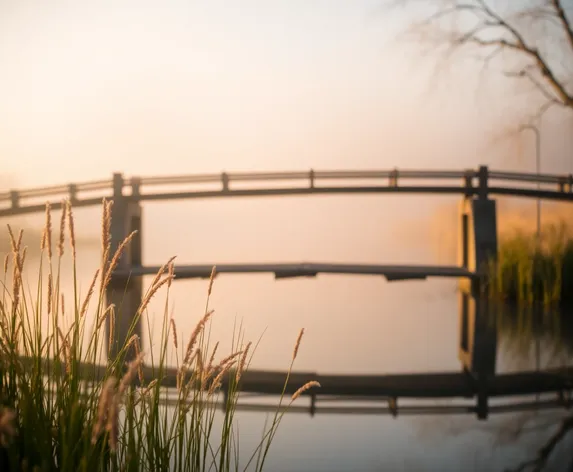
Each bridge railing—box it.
[489,170,573,186]
[137,169,473,183]
[2,167,573,216]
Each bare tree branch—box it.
[532,96,561,123]
[549,0,573,53]
[420,3,483,26]
[451,26,570,118]
[504,65,561,105]
[505,414,573,472]
[471,0,573,107]
[391,0,573,125]
[473,45,504,100]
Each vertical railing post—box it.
[463,170,473,197]
[10,190,19,210]
[130,177,141,198]
[389,169,398,187]
[477,165,488,200]
[105,173,143,361]
[221,172,229,192]
[476,372,489,420]
[309,169,315,189]
[68,184,77,204]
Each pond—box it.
[4,200,573,472]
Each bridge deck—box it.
[115,263,476,281]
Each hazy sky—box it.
[1,7,572,469]
[1,0,551,188]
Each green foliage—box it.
[483,221,573,357]
[486,222,573,307]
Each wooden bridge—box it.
[3,166,573,419]
[2,167,573,218]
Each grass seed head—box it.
[291,381,321,401]
[293,328,304,361]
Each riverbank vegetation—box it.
[0,200,318,471]
[484,221,573,360]
[486,221,573,307]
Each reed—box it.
[486,221,573,307]
[0,200,319,472]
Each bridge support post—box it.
[458,197,498,284]
[457,167,498,419]
[105,173,143,360]
[458,290,496,419]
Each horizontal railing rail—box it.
[2,167,572,217]
[489,170,573,185]
[14,356,573,417]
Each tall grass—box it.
[0,200,319,472]
[486,221,573,307]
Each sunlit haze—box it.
[2,0,572,368]
[2,2,573,471]
[5,0,571,186]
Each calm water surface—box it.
[7,200,573,471]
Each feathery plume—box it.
[105,393,119,452]
[79,269,99,317]
[58,201,66,257]
[102,231,137,290]
[208,266,216,296]
[183,309,214,365]
[167,259,175,288]
[293,328,304,361]
[92,377,117,444]
[170,318,178,349]
[236,342,252,382]
[206,342,220,372]
[96,304,115,332]
[118,351,145,397]
[108,306,115,356]
[66,200,76,260]
[47,273,53,316]
[208,362,233,395]
[291,381,321,401]
[45,202,53,261]
[138,274,174,316]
